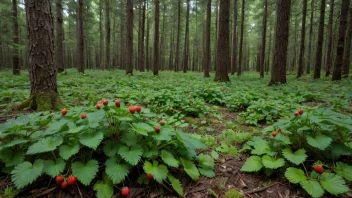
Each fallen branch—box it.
[243,182,280,195]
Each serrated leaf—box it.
[118,145,143,165]
[251,141,275,156]
[103,141,119,157]
[282,148,307,165]
[161,150,179,168]
[120,132,137,146]
[79,131,104,150]
[59,144,80,160]
[105,157,129,184]
[320,173,349,195]
[68,125,86,134]
[199,168,215,178]
[153,128,173,141]
[0,149,24,167]
[211,151,219,160]
[335,162,352,181]
[93,174,114,198]
[27,136,63,155]
[240,156,263,172]
[43,158,65,177]
[45,119,68,135]
[300,180,324,198]
[131,122,154,136]
[11,159,44,189]
[306,135,332,150]
[71,160,99,186]
[0,139,29,149]
[142,145,159,158]
[198,154,214,169]
[168,175,184,196]
[143,161,168,183]
[262,155,285,169]
[180,158,200,181]
[285,167,307,184]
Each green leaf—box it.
[11,159,44,189]
[240,156,263,172]
[27,136,63,155]
[45,119,68,135]
[161,150,179,168]
[168,175,184,196]
[79,131,104,150]
[71,160,99,186]
[251,141,275,156]
[335,162,352,181]
[105,157,129,184]
[59,144,80,160]
[143,161,168,183]
[118,145,143,165]
[320,173,349,195]
[180,158,200,181]
[120,132,137,147]
[198,154,214,169]
[285,167,307,184]
[153,128,174,141]
[261,156,285,169]
[102,141,119,157]
[211,151,219,160]
[306,135,332,150]
[93,175,114,198]
[199,168,215,178]
[68,125,86,134]
[0,139,29,149]
[300,180,324,198]
[131,122,154,136]
[0,149,25,167]
[282,148,307,165]
[43,158,66,177]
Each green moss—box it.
[13,92,64,111]
[224,189,244,198]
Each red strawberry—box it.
[62,109,68,116]
[155,126,160,134]
[313,165,324,174]
[160,121,166,126]
[67,175,77,185]
[129,106,135,114]
[103,99,108,106]
[121,187,130,197]
[272,131,277,137]
[81,113,87,119]
[146,173,153,180]
[55,175,64,185]
[277,128,281,133]
[61,181,68,189]
[96,104,101,110]
[115,99,121,107]
[299,109,304,115]
[135,106,142,113]
[294,112,299,117]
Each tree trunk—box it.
[214,0,230,82]
[12,0,20,75]
[153,0,160,75]
[146,0,150,71]
[99,0,104,69]
[332,0,350,80]
[56,0,64,73]
[203,0,211,77]
[297,0,307,78]
[306,0,315,74]
[214,0,219,70]
[266,27,272,74]
[231,0,238,75]
[183,0,190,73]
[268,0,291,85]
[174,0,181,72]
[140,1,146,71]
[313,0,326,79]
[160,4,166,70]
[126,0,133,75]
[237,0,245,76]
[77,0,84,73]
[342,7,352,78]
[260,0,268,78]
[21,0,63,111]
[105,0,110,69]
[324,0,334,76]
[119,0,124,69]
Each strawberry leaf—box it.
[0,149,24,167]
[335,162,352,181]
[160,150,179,168]
[282,148,307,165]
[197,154,214,169]
[168,175,184,196]
[261,155,285,169]
[285,167,307,184]
[59,143,80,160]
[93,174,114,198]
[306,135,332,150]
[71,160,99,186]
[11,159,44,189]
[105,157,129,184]
[43,158,66,177]
[320,173,349,195]
[143,161,168,183]
[300,180,324,198]
[131,122,154,136]
[102,141,119,157]
[118,145,143,165]
[27,136,63,155]
[180,158,200,181]
[240,156,263,172]
[79,131,104,150]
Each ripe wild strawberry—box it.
[277,128,281,133]
[129,106,135,114]
[81,113,86,119]
[67,175,77,185]
[146,173,153,180]
[115,99,121,107]
[55,175,64,185]
[272,131,277,137]
[96,104,101,110]
[121,187,130,197]
[103,99,108,106]
[298,109,303,115]
[135,106,142,113]
[155,126,160,134]
[294,112,299,117]
[61,181,68,189]
[62,109,68,116]
[160,121,166,126]
[313,165,324,174]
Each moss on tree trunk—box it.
[14,92,63,111]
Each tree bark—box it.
[231,0,238,75]
[99,0,104,69]
[237,0,245,76]
[174,0,181,72]
[146,0,150,71]
[56,0,64,73]
[260,0,268,78]
[12,0,20,75]
[203,0,211,77]
[77,0,84,73]
[183,0,190,73]
[214,0,230,82]
[297,0,308,78]
[342,7,352,78]
[306,0,315,74]
[268,0,291,85]
[313,0,326,79]
[126,0,133,75]
[324,0,334,77]
[332,0,350,80]
[140,1,146,71]
[105,0,110,69]
[153,0,160,75]
[119,0,124,69]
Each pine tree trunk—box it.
[146,0,150,71]
[140,1,146,71]
[266,27,272,74]
[56,0,64,73]
[119,0,124,69]
[324,0,335,77]
[306,0,315,74]
[138,2,142,71]
[297,0,307,78]
[237,0,245,76]
[174,0,181,72]
[183,0,190,73]
[77,0,84,73]
[214,0,219,71]
[12,0,20,75]
[231,0,238,75]
[99,0,104,69]
[268,0,291,85]
[260,0,268,78]
[153,0,160,75]
[160,4,166,70]
[126,0,133,75]
[105,0,110,69]
[332,0,350,80]
[203,0,211,77]
[214,0,230,82]
[342,7,352,78]
[313,0,326,79]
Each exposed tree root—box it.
[13,92,64,111]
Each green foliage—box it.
[71,160,99,186]
[224,189,243,198]
[10,160,44,189]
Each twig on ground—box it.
[76,183,83,198]
[244,182,280,195]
